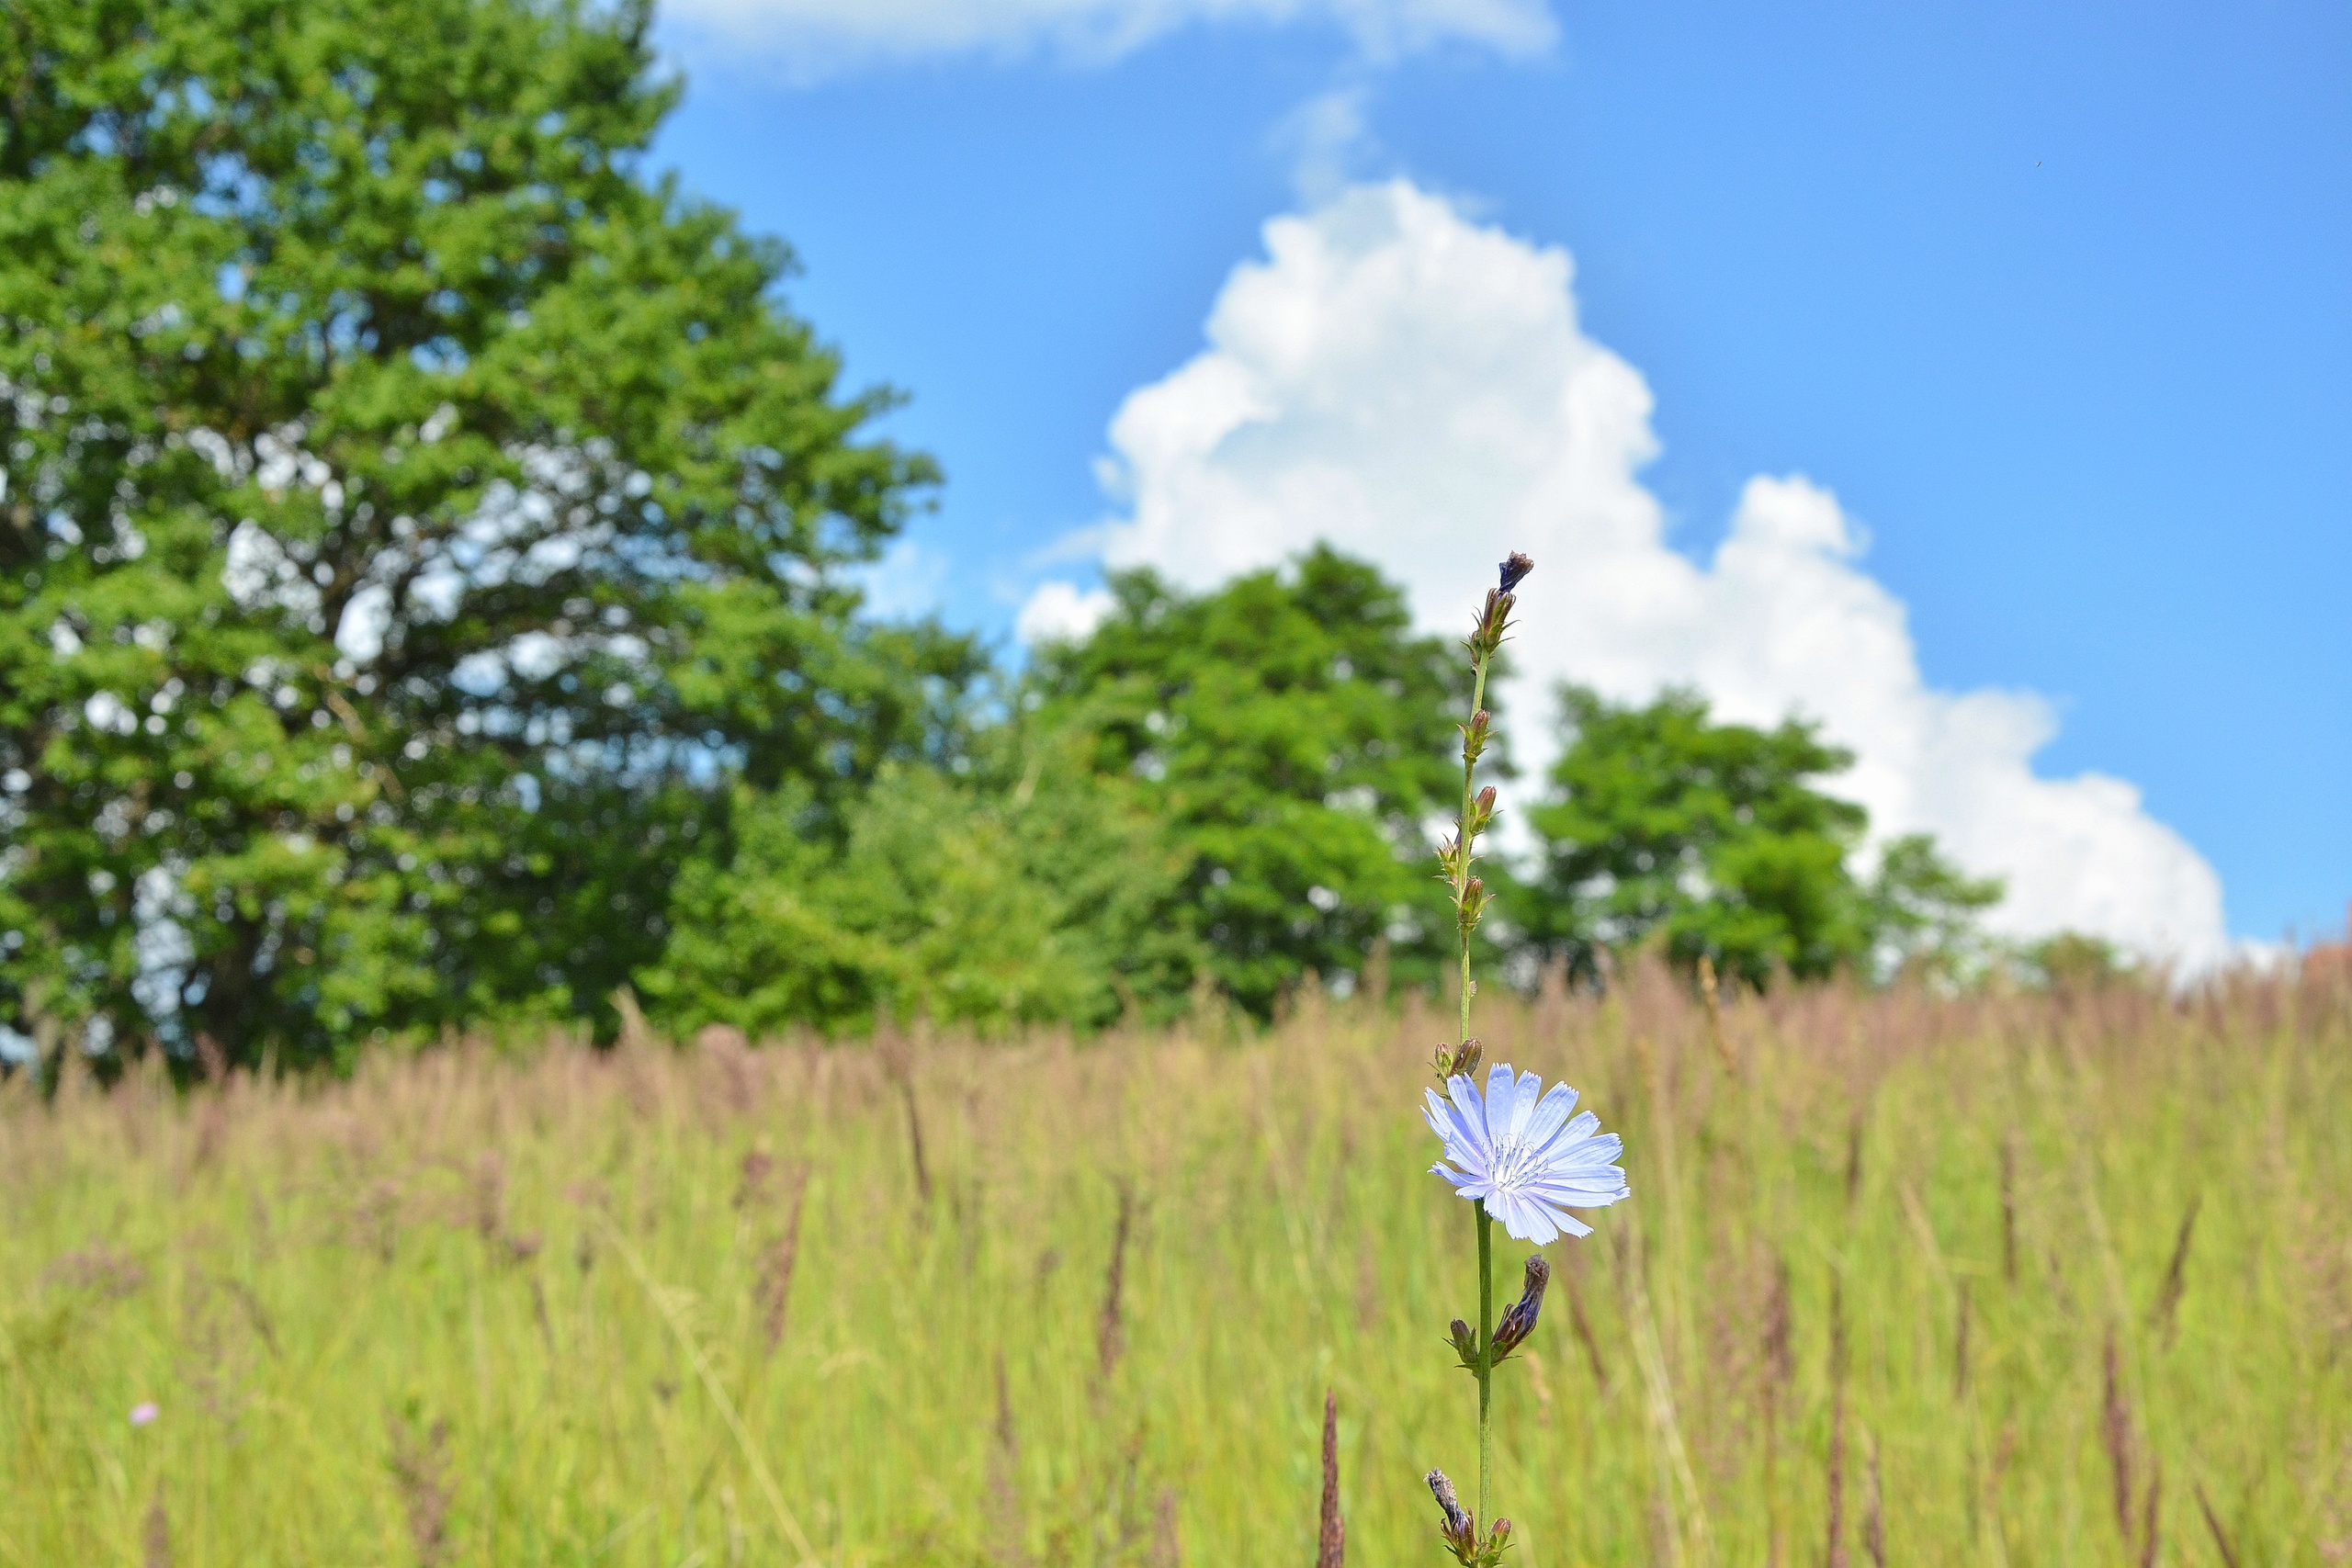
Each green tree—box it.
[2018,930,2133,993]
[1866,831,2005,985]
[1513,685,1998,989]
[1025,547,1477,1015]
[0,0,971,1072]
[640,740,1200,1040]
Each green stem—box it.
[1476,1199,1495,1531]
[1456,649,1493,1046]
[1457,626,1498,1543]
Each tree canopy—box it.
[0,0,971,1070]
[1023,547,1478,1014]
[1512,685,1999,988]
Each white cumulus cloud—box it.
[1014,579,1117,645]
[662,0,1555,74]
[1024,178,2233,970]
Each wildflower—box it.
[1425,1064,1630,1244]
[130,1402,159,1427]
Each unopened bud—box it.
[1457,876,1487,931]
[1491,1254,1551,1359]
[1452,1037,1482,1078]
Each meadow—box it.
[1,964,2346,1567]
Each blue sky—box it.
[650,0,2349,954]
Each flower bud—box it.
[1448,1316,1480,1369]
[1426,1470,1478,1561]
[1490,1254,1551,1360]
[1461,709,1492,765]
[1498,552,1534,592]
[1456,876,1487,931]
[1452,1037,1482,1078]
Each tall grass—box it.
[2,964,2346,1566]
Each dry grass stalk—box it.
[1845,1111,1866,1213]
[142,1490,172,1568]
[1098,1180,1135,1377]
[1999,1137,2018,1286]
[877,1038,933,1209]
[1864,1430,1886,1568]
[2102,1327,2138,1546]
[1151,1488,1182,1568]
[1317,1387,1346,1568]
[388,1416,454,1568]
[1826,1276,1849,1568]
[758,1163,810,1356]
[1562,1256,1611,1393]
[989,1350,1027,1567]
[221,1277,280,1359]
[1954,1280,1972,1398]
[528,1274,557,1358]
[2194,1482,2242,1568]
[2138,1461,2163,1568]
[2151,1196,2201,1346]
[1695,953,1737,1076]
[1762,1255,1794,1568]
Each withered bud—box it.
[1426,1469,1477,1558]
[1490,1254,1552,1359]
[1498,552,1534,592]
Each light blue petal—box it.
[1556,1132,1623,1168]
[1529,1109,1603,1165]
[1520,1082,1578,1152]
[1423,1089,1460,1146]
[1506,1068,1546,1145]
[1430,1092,1485,1174]
[1498,1190,1559,1245]
[1483,1064,1519,1146]
[1531,1175,1631,1208]
[1446,1075,1495,1163]
[1551,1206,1596,1239]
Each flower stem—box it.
[1455,649,1493,1047]
[1476,1198,1496,1531]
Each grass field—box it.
[2,964,2346,1566]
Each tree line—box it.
[2,0,2034,1077]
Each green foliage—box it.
[1024,547,1474,1015]
[640,750,1198,1039]
[0,0,969,1070]
[1867,831,2006,984]
[2018,930,2134,992]
[1514,685,1997,988]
